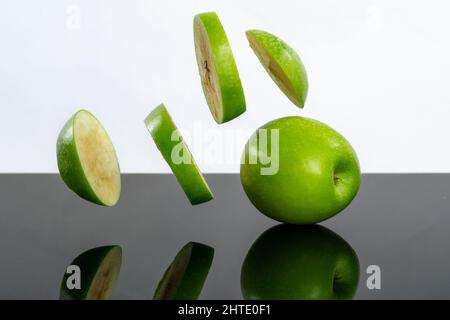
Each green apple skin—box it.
[241,224,360,300]
[144,104,214,205]
[153,242,214,300]
[60,245,122,300]
[194,12,246,124]
[240,116,360,224]
[57,110,120,206]
[246,29,308,108]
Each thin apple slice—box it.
[60,245,122,300]
[57,110,121,206]
[194,12,246,124]
[246,29,308,108]
[144,104,214,205]
[153,242,214,300]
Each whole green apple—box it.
[240,116,360,224]
[241,224,360,300]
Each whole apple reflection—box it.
[241,224,360,300]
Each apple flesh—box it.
[241,224,360,300]
[194,12,246,124]
[56,110,121,207]
[60,245,122,300]
[240,116,360,224]
[153,242,214,300]
[246,29,308,108]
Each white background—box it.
[1,0,449,173]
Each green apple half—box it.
[246,29,308,108]
[153,242,214,300]
[194,12,246,124]
[241,224,360,300]
[56,110,121,206]
[60,245,122,300]
[144,104,214,205]
[240,116,360,224]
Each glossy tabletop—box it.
[0,174,449,299]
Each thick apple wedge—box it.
[56,110,121,206]
[153,242,214,300]
[194,12,246,124]
[60,245,122,300]
[144,104,214,205]
[246,30,308,108]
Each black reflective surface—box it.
[0,174,450,299]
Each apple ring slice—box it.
[246,29,308,108]
[194,12,246,124]
[56,110,121,207]
[144,104,214,205]
[153,242,214,300]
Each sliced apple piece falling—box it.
[246,29,308,108]
[194,12,246,124]
[144,104,214,205]
[153,242,214,300]
[56,110,121,206]
[60,245,122,300]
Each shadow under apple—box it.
[241,224,360,300]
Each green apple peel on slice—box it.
[194,12,246,124]
[60,245,122,300]
[56,110,121,206]
[153,242,214,300]
[144,104,214,205]
[246,30,308,108]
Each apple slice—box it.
[56,110,121,206]
[246,29,308,108]
[60,245,122,300]
[153,242,214,300]
[144,104,214,205]
[194,12,246,124]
